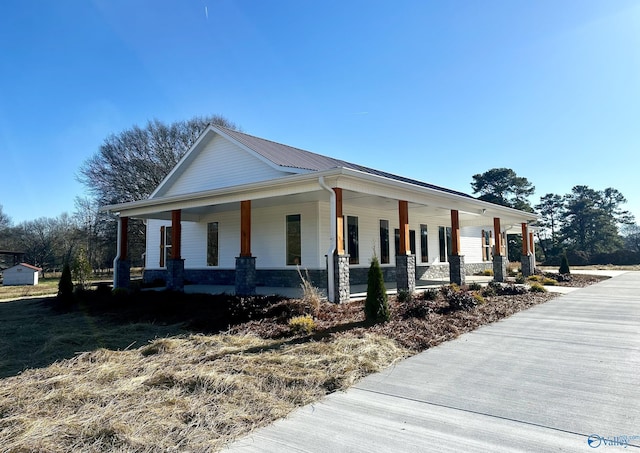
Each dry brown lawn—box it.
[0,274,609,452]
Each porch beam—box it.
[450,209,461,256]
[240,200,252,257]
[171,210,182,259]
[398,200,410,255]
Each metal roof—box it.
[218,126,475,200]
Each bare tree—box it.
[78,115,238,205]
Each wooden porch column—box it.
[529,232,535,256]
[396,200,415,292]
[334,188,344,255]
[521,222,529,255]
[171,210,182,259]
[449,209,465,285]
[120,216,129,260]
[492,217,507,282]
[450,209,461,256]
[398,200,409,255]
[493,217,502,256]
[114,216,131,289]
[240,200,252,257]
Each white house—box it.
[2,263,42,286]
[102,125,538,302]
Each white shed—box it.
[2,263,42,286]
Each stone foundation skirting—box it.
[142,261,495,289]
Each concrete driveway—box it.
[226,272,640,452]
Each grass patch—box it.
[0,273,608,451]
[0,332,405,452]
[0,279,59,301]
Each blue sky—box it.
[1,0,639,224]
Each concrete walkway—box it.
[226,272,640,452]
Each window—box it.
[394,229,416,255]
[420,224,429,262]
[482,229,492,262]
[286,214,301,265]
[160,226,172,267]
[347,216,359,264]
[438,226,452,262]
[379,220,390,264]
[207,222,219,266]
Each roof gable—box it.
[150,124,475,201]
[5,263,42,272]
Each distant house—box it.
[102,125,537,302]
[2,263,42,286]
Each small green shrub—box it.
[112,287,130,297]
[442,286,477,311]
[527,275,542,282]
[500,284,529,295]
[364,256,390,323]
[481,284,497,297]
[515,274,526,284]
[482,269,494,276]
[541,277,557,286]
[467,282,482,291]
[288,315,316,335]
[397,289,413,303]
[559,251,571,275]
[473,293,486,304]
[529,283,547,293]
[556,273,572,283]
[403,299,431,319]
[422,289,438,301]
[72,248,93,290]
[440,283,460,295]
[57,262,74,304]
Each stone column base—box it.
[167,259,185,291]
[521,254,535,277]
[333,254,350,304]
[115,259,131,289]
[449,255,466,286]
[235,256,256,296]
[396,254,416,293]
[493,255,507,282]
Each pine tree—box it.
[365,256,390,322]
[559,251,571,275]
[58,262,74,304]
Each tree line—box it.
[472,168,639,265]
[1,115,638,274]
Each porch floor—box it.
[183,275,496,301]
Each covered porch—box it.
[104,168,538,303]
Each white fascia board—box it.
[104,167,537,224]
[102,171,331,218]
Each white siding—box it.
[146,219,171,269]
[145,205,492,271]
[147,202,325,270]
[460,226,484,263]
[2,265,38,286]
[163,135,291,197]
[250,202,322,268]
